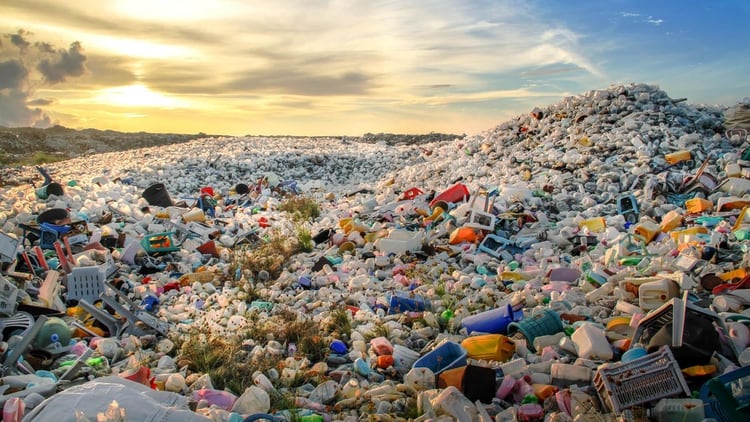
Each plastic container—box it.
[412,341,467,375]
[461,334,515,362]
[594,346,690,413]
[35,182,65,200]
[393,344,420,369]
[665,150,691,165]
[437,365,466,389]
[462,365,497,403]
[507,309,564,352]
[634,219,661,244]
[141,232,180,254]
[404,367,435,390]
[141,183,173,207]
[461,303,522,335]
[374,229,424,255]
[66,264,107,303]
[550,363,593,388]
[429,183,470,208]
[649,398,705,422]
[570,323,613,360]
[638,279,680,311]
[389,293,430,314]
[659,210,683,232]
[2,397,24,422]
[33,316,71,350]
[369,337,393,356]
[518,403,543,422]
[685,198,713,214]
[578,217,606,233]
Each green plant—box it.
[327,305,352,339]
[234,229,293,281]
[295,223,313,253]
[278,196,320,222]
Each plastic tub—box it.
[412,341,467,375]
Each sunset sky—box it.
[1,1,748,136]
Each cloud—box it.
[37,41,86,83]
[0,29,87,127]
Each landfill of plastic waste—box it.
[1,83,750,421]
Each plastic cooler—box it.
[412,340,467,375]
[594,345,690,413]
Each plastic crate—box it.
[0,231,19,263]
[66,265,107,303]
[594,345,690,413]
[700,364,750,422]
[0,274,19,317]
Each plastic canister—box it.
[2,397,24,422]
[634,219,661,244]
[638,279,680,311]
[659,210,683,232]
[570,323,613,360]
[461,334,515,362]
[649,398,705,422]
[578,217,606,233]
[550,363,592,388]
[461,303,520,335]
[685,198,713,214]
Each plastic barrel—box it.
[35,182,65,199]
[141,183,173,207]
[461,303,520,335]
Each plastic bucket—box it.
[461,303,521,335]
[36,208,70,225]
[412,341,467,375]
[234,183,250,195]
[507,309,563,352]
[35,182,64,199]
[141,183,173,207]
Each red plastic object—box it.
[200,186,215,197]
[430,183,470,208]
[258,217,269,228]
[402,187,424,200]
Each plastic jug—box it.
[578,217,606,233]
[634,219,661,244]
[571,323,613,360]
[638,279,680,311]
[659,210,683,232]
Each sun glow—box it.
[91,84,189,108]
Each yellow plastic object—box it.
[461,334,515,363]
[682,364,717,377]
[579,217,606,233]
[659,210,683,233]
[670,226,708,243]
[718,268,747,282]
[424,206,445,224]
[634,220,661,244]
[665,150,691,165]
[732,206,750,232]
[685,198,713,214]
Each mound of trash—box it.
[1,83,750,422]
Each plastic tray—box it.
[594,345,690,413]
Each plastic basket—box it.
[141,232,180,254]
[700,364,750,422]
[507,308,563,352]
[594,346,690,413]
[66,265,107,303]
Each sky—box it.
[0,1,748,136]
